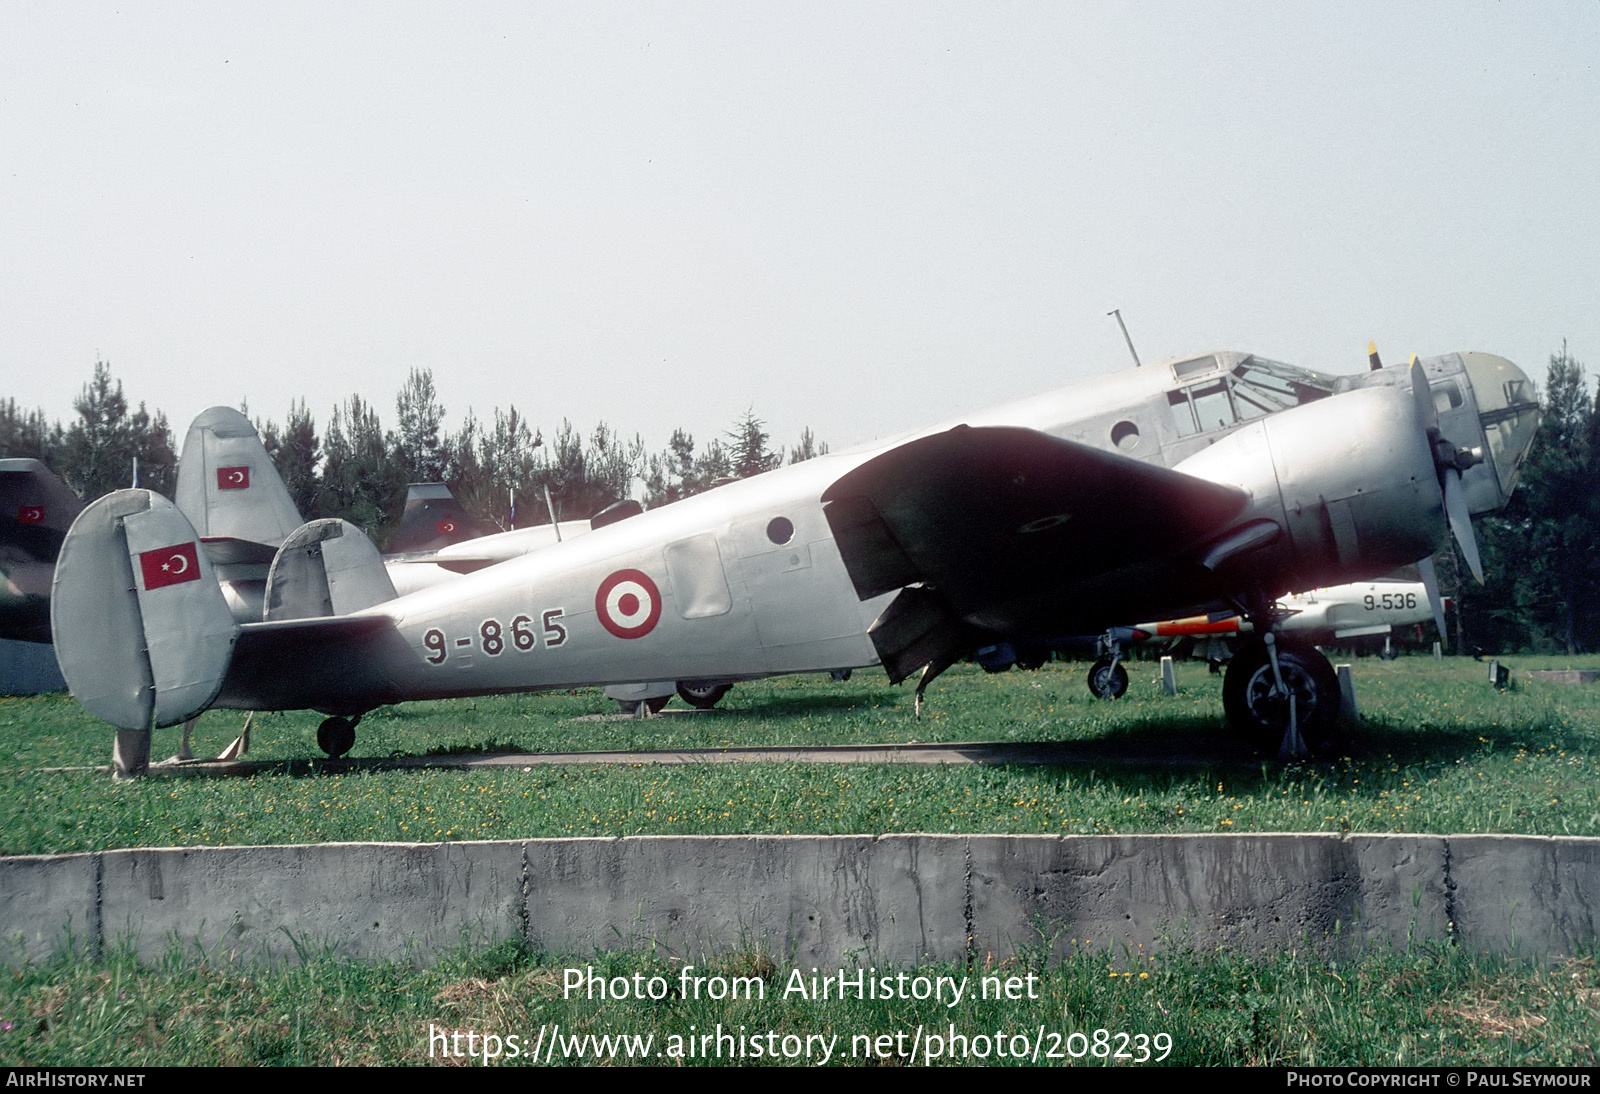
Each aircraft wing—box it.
[821,425,1251,679]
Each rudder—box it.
[51,490,237,731]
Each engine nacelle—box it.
[1176,384,1445,597]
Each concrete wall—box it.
[3,833,1597,967]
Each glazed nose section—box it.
[1462,353,1541,509]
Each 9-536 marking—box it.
[423,608,567,664]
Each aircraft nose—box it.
[1462,352,1541,503]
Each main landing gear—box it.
[676,680,733,709]
[317,715,360,759]
[1087,657,1129,700]
[1221,634,1341,760]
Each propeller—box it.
[1407,354,1487,584]
[1417,554,1450,646]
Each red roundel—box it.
[595,568,662,639]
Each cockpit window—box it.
[1231,356,1337,414]
[1166,356,1337,437]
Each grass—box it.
[4,938,1598,1066]
[6,652,1600,1067]
[4,653,1600,854]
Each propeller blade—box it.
[1443,472,1485,584]
[1409,354,1438,433]
[1418,554,1449,646]
[1368,341,1383,371]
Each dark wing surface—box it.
[821,426,1250,679]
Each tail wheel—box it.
[1222,637,1342,759]
[1087,658,1128,699]
[676,681,732,709]
[317,716,356,759]
[618,696,671,715]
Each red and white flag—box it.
[216,466,251,490]
[139,542,202,591]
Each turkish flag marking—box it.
[217,466,251,490]
[17,506,44,524]
[437,520,457,536]
[139,542,202,591]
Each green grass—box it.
[7,654,1600,1067]
[4,654,1600,855]
[4,939,1597,1066]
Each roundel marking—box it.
[595,568,662,639]
[1018,512,1071,534]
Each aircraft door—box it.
[664,533,734,619]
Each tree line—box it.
[4,349,1596,655]
[0,360,824,543]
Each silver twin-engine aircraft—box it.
[50,348,1540,773]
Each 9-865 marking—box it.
[422,608,567,664]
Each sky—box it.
[3,2,1598,462]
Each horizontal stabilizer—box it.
[51,490,236,730]
[217,614,411,714]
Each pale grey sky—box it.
[4,2,1597,460]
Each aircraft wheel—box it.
[1222,638,1341,759]
[618,696,671,715]
[1087,658,1128,700]
[1016,647,1049,671]
[317,716,356,759]
[982,662,1012,674]
[676,681,732,709]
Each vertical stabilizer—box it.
[264,519,398,620]
[50,490,237,730]
[174,407,304,548]
[388,483,494,553]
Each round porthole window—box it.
[766,516,795,545]
[1110,420,1140,451]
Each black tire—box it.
[1015,647,1049,671]
[1222,637,1342,759]
[676,681,732,709]
[316,716,356,759]
[1087,658,1128,700]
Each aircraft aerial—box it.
[49,347,1541,774]
[1077,577,1439,702]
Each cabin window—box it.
[1110,420,1140,451]
[766,516,795,545]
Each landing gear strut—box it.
[1087,632,1130,699]
[1222,635,1341,759]
[317,715,359,759]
